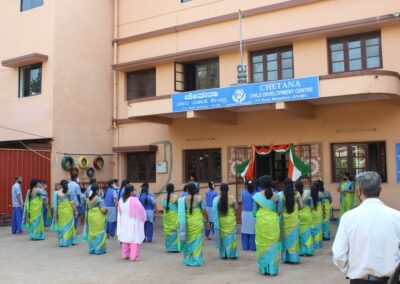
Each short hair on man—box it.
[71,173,78,181]
[356,171,381,198]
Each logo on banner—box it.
[232,89,246,104]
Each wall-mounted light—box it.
[186,137,216,142]
[336,128,376,133]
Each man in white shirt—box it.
[332,171,400,284]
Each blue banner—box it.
[396,143,400,183]
[172,76,320,112]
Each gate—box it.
[0,149,51,221]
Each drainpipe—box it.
[113,0,120,180]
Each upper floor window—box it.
[126,69,156,100]
[328,32,382,74]
[331,141,387,183]
[250,46,293,83]
[19,63,42,98]
[175,58,219,92]
[21,0,43,11]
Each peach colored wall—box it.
[156,63,175,96]
[293,38,328,78]
[117,0,400,63]
[51,0,114,184]
[117,100,400,210]
[117,0,285,38]
[381,24,400,74]
[0,0,54,141]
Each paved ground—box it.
[0,221,347,284]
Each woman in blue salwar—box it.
[139,182,158,242]
[212,183,238,259]
[178,183,210,266]
[241,180,257,251]
[252,175,281,276]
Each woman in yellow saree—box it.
[51,179,78,247]
[212,183,238,259]
[295,181,314,256]
[178,183,210,266]
[279,179,303,264]
[83,184,108,255]
[22,179,47,240]
[162,183,181,252]
[337,172,356,222]
[311,180,324,249]
[253,175,280,276]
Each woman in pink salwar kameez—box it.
[117,184,146,261]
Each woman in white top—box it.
[117,184,146,261]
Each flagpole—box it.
[237,10,247,84]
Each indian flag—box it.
[236,159,251,180]
[288,145,310,181]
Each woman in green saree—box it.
[337,172,356,221]
[320,182,333,241]
[83,184,108,255]
[178,183,210,267]
[252,175,281,276]
[295,181,315,256]
[22,179,47,240]
[51,179,78,247]
[212,183,238,260]
[311,180,324,249]
[279,179,303,264]
[162,183,181,252]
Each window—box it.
[21,0,43,11]
[331,142,387,182]
[126,69,156,100]
[250,47,293,83]
[184,149,221,182]
[175,58,219,92]
[328,32,382,73]
[127,152,156,182]
[181,0,192,2]
[19,64,42,98]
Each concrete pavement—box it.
[0,221,347,284]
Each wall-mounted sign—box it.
[396,143,400,183]
[172,76,319,113]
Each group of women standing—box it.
[161,181,239,267]
[20,172,358,275]
[241,175,333,276]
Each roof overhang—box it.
[1,53,48,68]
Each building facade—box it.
[1,0,400,213]
[112,0,400,210]
[0,0,114,214]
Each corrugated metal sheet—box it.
[0,149,51,216]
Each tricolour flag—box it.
[236,159,250,179]
[288,145,310,181]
